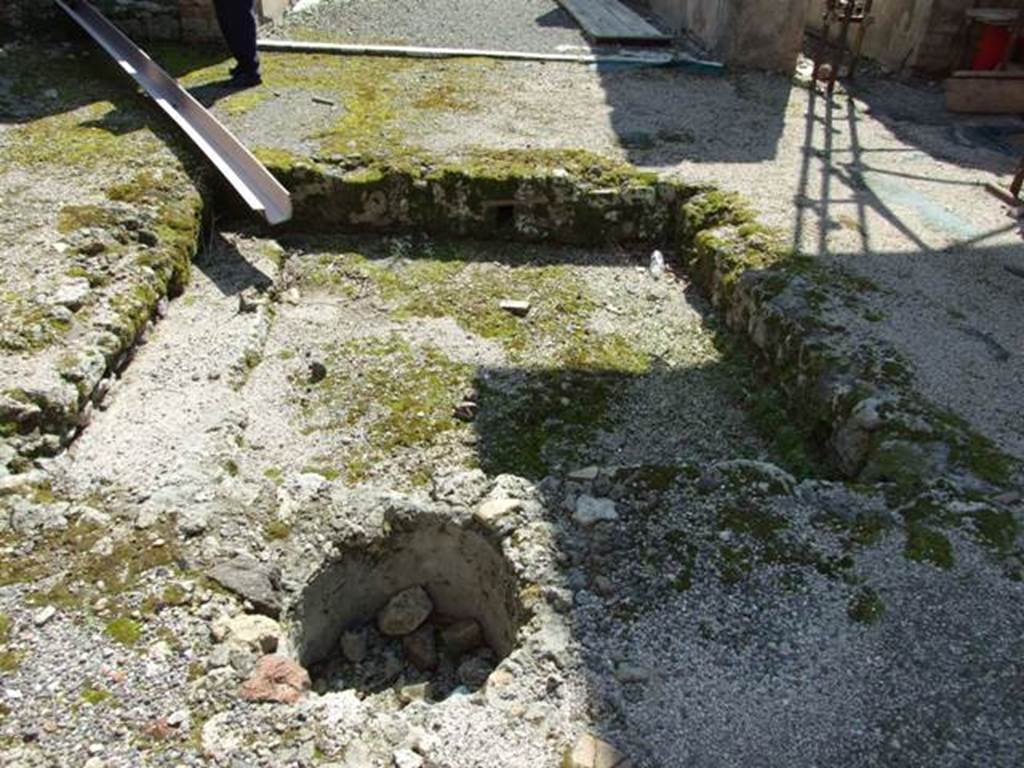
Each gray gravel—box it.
[211,51,1024,460]
[270,0,668,53]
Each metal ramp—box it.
[55,0,292,225]
[556,0,672,46]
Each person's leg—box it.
[212,0,260,79]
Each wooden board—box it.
[556,0,671,45]
[946,70,1024,114]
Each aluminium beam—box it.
[256,39,724,74]
[56,0,292,225]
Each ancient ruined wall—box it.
[0,0,291,42]
[641,0,811,72]
[806,0,1020,74]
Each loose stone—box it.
[440,618,483,656]
[474,498,522,528]
[393,748,424,768]
[308,360,327,384]
[33,606,56,627]
[402,625,438,671]
[207,554,284,618]
[453,401,479,421]
[213,614,281,654]
[573,495,619,526]
[498,299,531,317]
[240,655,311,704]
[377,586,433,636]
[340,629,367,663]
[564,733,632,768]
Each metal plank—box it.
[257,39,724,75]
[55,0,292,225]
[556,0,671,45]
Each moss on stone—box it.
[848,586,886,624]
[11,522,182,615]
[905,523,954,569]
[57,204,118,234]
[297,334,473,481]
[0,292,72,353]
[970,507,1019,554]
[0,650,21,673]
[263,520,292,541]
[104,617,142,646]
[81,686,112,705]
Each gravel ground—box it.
[194,48,1024,459]
[3,29,1024,768]
[268,0,671,53]
[60,230,766,496]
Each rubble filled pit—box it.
[291,518,521,699]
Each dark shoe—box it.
[228,70,262,89]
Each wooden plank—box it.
[946,71,1024,113]
[556,0,671,45]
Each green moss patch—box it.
[4,522,183,616]
[905,523,955,569]
[848,586,886,625]
[81,686,113,705]
[104,617,142,646]
[297,334,473,482]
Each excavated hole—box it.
[293,519,522,702]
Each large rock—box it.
[377,586,433,636]
[563,733,632,768]
[207,554,283,618]
[212,614,280,654]
[239,655,310,704]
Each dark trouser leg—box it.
[1012,157,1024,200]
[213,0,260,75]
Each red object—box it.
[973,23,1013,70]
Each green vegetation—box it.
[1,521,182,618]
[81,686,113,705]
[263,520,292,541]
[104,617,142,646]
[905,524,954,569]
[0,615,20,673]
[298,335,472,482]
[970,507,1019,554]
[848,586,886,624]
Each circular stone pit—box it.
[291,515,523,701]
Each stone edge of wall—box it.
[0,169,206,476]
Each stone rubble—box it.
[377,586,434,637]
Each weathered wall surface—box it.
[807,0,1020,74]
[643,0,811,71]
[0,0,292,42]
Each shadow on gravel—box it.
[792,86,1023,260]
[195,231,274,297]
[470,361,771,480]
[0,38,228,126]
